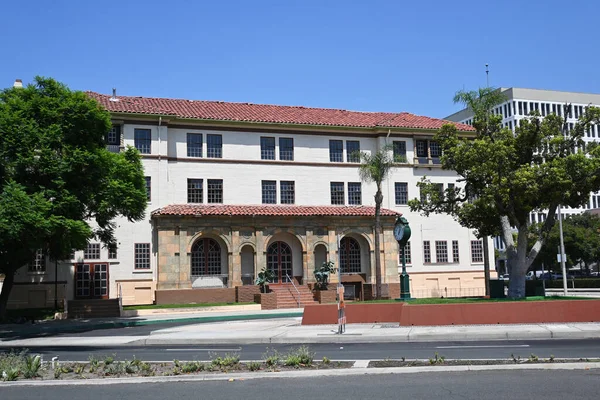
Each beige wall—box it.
[408,271,498,298]
[116,279,156,306]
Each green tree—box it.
[358,145,396,299]
[0,77,147,319]
[409,87,600,298]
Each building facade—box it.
[446,87,600,273]
[5,92,494,308]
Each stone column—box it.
[230,228,242,287]
[327,226,340,284]
[178,226,191,289]
[256,229,266,273]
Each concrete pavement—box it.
[3,317,600,347]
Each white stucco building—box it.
[6,91,495,309]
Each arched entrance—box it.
[190,237,228,288]
[314,243,328,270]
[240,244,255,285]
[340,237,361,273]
[267,241,292,284]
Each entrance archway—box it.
[340,237,361,273]
[314,244,328,271]
[267,241,293,284]
[240,245,255,285]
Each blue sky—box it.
[1,0,598,118]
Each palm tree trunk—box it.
[374,188,383,300]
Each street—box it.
[6,339,600,362]
[2,370,599,399]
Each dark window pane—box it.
[187,179,203,203]
[395,182,408,205]
[348,182,361,205]
[330,182,345,205]
[279,138,294,161]
[145,176,151,202]
[187,133,203,157]
[107,125,121,145]
[280,181,295,204]
[84,243,100,260]
[262,180,277,204]
[393,141,407,162]
[346,141,360,162]
[135,243,151,269]
[207,134,222,158]
[207,179,223,203]
[261,137,275,160]
[423,241,431,263]
[134,129,151,154]
[329,140,343,162]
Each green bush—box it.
[247,362,261,371]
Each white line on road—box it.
[165,348,242,352]
[435,345,530,349]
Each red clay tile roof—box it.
[87,92,474,131]
[152,204,399,217]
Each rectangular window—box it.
[393,141,407,162]
[260,137,275,160]
[28,249,46,272]
[280,181,295,204]
[346,140,360,163]
[399,241,412,265]
[436,241,448,263]
[279,137,294,161]
[429,141,441,158]
[524,102,528,115]
[452,240,459,263]
[574,106,579,119]
[207,179,223,203]
[416,140,427,157]
[207,134,222,158]
[134,243,151,269]
[518,101,523,115]
[423,241,431,264]
[546,103,550,116]
[471,240,483,263]
[395,182,408,205]
[503,104,508,118]
[541,103,546,116]
[348,182,362,205]
[84,243,100,260]
[330,182,345,205]
[107,125,121,145]
[134,128,151,154]
[108,246,117,259]
[187,133,203,157]
[329,140,343,162]
[187,178,203,203]
[552,104,557,114]
[144,176,151,202]
[262,180,277,204]
[558,104,562,117]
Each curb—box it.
[2,362,599,387]
[0,312,303,339]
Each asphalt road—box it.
[3,370,600,399]
[5,339,600,362]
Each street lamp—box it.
[394,216,412,300]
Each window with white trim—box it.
[279,137,294,161]
[187,179,203,203]
[435,241,448,263]
[134,129,151,154]
[207,179,223,203]
[280,181,295,204]
[346,140,360,163]
[395,182,408,205]
[329,140,343,162]
[207,134,222,158]
[262,180,277,204]
[84,243,100,260]
[423,241,431,264]
[330,182,344,205]
[348,182,362,205]
[260,137,275,160]
[452,240,459,263]
[135,243,151,269]
[187,133,203,157]
[471,240,483,263]
[28,249,46,272]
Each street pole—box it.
[558,205,568,296]
[54,259,58,311]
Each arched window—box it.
[191,238,221,276]
[340,237,361,273]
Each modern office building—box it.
[4,89,495,310]
[446,87,600,273]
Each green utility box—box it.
[489,279,506,298]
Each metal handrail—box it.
[286,273,302,308]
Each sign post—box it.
[394,216,413,300]
[337,233,346,334]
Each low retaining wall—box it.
[155,288,236,305]
[236,286,261,303]
[255,293,278,310]
[302,300,600,326]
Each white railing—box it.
[286,273,302,307]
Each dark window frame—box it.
[187,133,203,157]
[330,182,345,205]
[279,137,294,161]
[262,180,277,204]
[134,243,151,269]
[329,140,343,162]
[280,180,295,204]
[207,179,223,203]
[134,128,151,154]
[260,137,276,160]
[347,182,362,205]
[187,178,204,203]
[346,140,360,163]
[207,134,222,158]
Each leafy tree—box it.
[0,77,147,319]
[531,213,600,274]
[409,87,600,298]
[358,145,396,299]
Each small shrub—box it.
[103,355,115,366]
[322,356,331,365]
[529,354,539,363]
[211,353,240,369]
[74,363,85,375]
[60,364,73,374]
[286,346,314,366]
[510,353,520,364]
[181,361,201,373]
[549,355,555,363]
[429,352,445,365]
[248,362,261,371]
[3,368,20,381]
[139,362,153,376]
[53,368,62,379]
[23,355,42,378]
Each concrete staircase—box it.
[269,285,318,309]
[68,299,121,319]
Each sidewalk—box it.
[0,308,303,340]
[2,315,600,347]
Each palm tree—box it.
[453,88,506,297]
[358,145,396,299]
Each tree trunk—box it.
[482,237,491,297]
[507,253,528,298]
[0,270,15,321]
[374,189,383,300]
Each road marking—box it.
[165,348,242,352]
[435,345,530,349]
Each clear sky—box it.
[1,0,599,118]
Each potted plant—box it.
[255,267,274,294]
[314,261,338,303]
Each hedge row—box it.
[544,278,600,289]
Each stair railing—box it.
[286,273,302,308]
